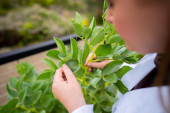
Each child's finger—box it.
[53,67,64,83]
[89,67,92,72]
[85,53,96,66]
[85,53,92,66]
[62,64,76,82]
[87,60,112,69]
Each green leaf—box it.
[103,0,108,18]
[103,92,116,103]
[112,47,127,60]
[9,77,17,89]
[42,58,58,70]
[74,67,85,78]
[16,62,36,81]
[70,37,78,59]
[94,104,101,113]
[103,73,118,83]
[90,26,105,46]
[57,61,63,68]
[105,84,117,95]
[82,26,91,38]
[95,44,112,57]
[72,19,82,36]
[18,87,27,103]
[90,77,101,87]
[53,37,66,54]
[43,83,50,95]
[118,40,125,45]
[101,61,123,76]
[123,56,138,64]
[112,53,125,60]
[105,21,116,34]
[15,78,23,91]
[87,17,96,39]
[121,49,136,56]
[0,99,18,113]
[43,69,53,73]
[32,81,44,91]
[6,84,17,99]
[7,94,14,101]
[90,77,105,89]
[58,52,66,59]
[112,46,126,55]
[86,86,97,97]
[114,80,129,94]
[107,34,123,44]
[95,56,107,61]
[32,90,42,104]
[58,53,71,63]
[103,0,108,16]
[16,62,35,77]
[116,66,132,79]
[102,106,112,113]
[46,50,60,60]
[91,68,102,77]
[24,95,32,108]
[66,59,80,73]
[41,95,55,112]
[36,71,52,80]
[89,17,96,30]
[76,12,82,25]
[85,74,93,79]
[40,110,46,113]
[78,48,83,64]
[82,42,90,65]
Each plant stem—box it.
[16,104,39,113]
[89,41,104,62]
[82,66,88,85]
[79,36,94,51]
[79,64,86,69]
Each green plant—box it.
[0,1,143,113]
[0,4,74,48]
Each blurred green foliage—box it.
[0,0,86,15]
[0,4,74,47]
[0,0,104,50]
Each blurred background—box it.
[0,0,104,54]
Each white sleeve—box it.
[72,104,94,113]
[112,86,169,113]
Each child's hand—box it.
[52,64,86,113]
[85,53,113,72]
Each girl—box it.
[52,0,170,113]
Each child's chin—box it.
[125,43,141,53]
[125,43,133,51]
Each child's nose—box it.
[105,9,114,24]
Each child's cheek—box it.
[114,13,131,42]
[114,11,139,51]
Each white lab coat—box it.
[72,53,169,113]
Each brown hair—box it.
[138,0,170,112]
[155,24,170,113]
[154,0,170,112]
